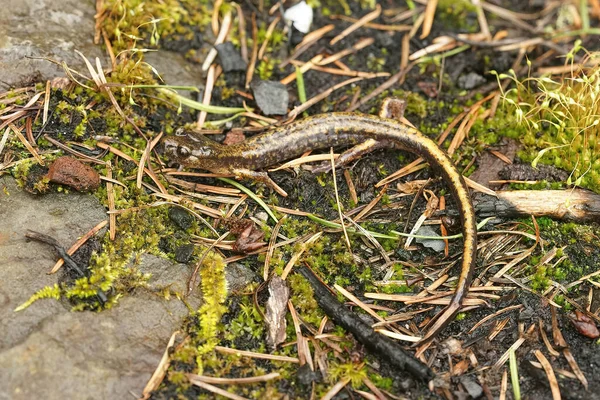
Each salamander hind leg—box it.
[379,97,407,120]
[312,97,407,174]
[232,168,288,197]
[311,139,385,174]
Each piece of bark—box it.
[469,140,518,188]
[265,276,290,350]
[473,189,600,222]
[498,163,569,182]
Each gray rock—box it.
[251,80,289,115]
[174,243,195,263]
[169,206,194,230]
[0,0,106,91]
[0,295,186,400]
[519,306,535,322]
[460,376,483,399]
[225,262,257,293]
[415,226,446,252]
[296,363,321,386]
[0,176,107,351]
[216,42,247,72]
[0,1,206,93]
[457,72,486,90]
[255,211,269,223]
[144,50,205,89]
[138,253,189,293]
[0,177,195,400]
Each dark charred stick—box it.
[297,265,434,381]
[25,230,108,304]
[26,230,86,277]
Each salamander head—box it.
[163,132,218,168]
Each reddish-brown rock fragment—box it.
[223,129,246,146]
[569,310,600,339]
[46,156,100,192]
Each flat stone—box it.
[0,0,106,91]
[144,50,205,89]
[216,42,247,72]
[168,206,194,230]
[225,262,258,293]
[0,177,195,400]
[0,176,107,351]
[138,253,191,297]
[457,72,486,90]
[460,376,483,399]
[0,294,186,400]
[174,243,195,263]
[251,80,289,116]
[415,226,445,252]
[296,363,321,386]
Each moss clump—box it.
[518,218,598,288]
[99,0,211,57]
[288,274,322,327]
[12,159,51,193]
[328,362,368,388]
[389,89,429,119]
[56,101,89,137]
[495,48,600,192]
[15,284,61,311]
[436,0,477,31]
[223,295,264,343]
[196,250,228,372]
[257,58,276,80]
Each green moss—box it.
[366,54,386,72]
[328,362,368,388]
[224,295,264,342]
[99,0,211,56]
[553,294,573,311]
[12,159,34,187]
[517,218,599,290]
[369,374,393,390]
[257,58,276,80]
[455,312,467,321]
[196,250,228,372]
[288,274,322,327]
[530,265,550,291]
[14,284,61,311]
[494,50,600,193]
[391,90,428,119]
[436,0,477,31]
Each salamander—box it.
[163,107,477,343]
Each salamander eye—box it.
[177,146,190,158]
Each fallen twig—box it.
[297,265,434,381]
[25,230,108,304]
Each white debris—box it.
[283,1,313,34]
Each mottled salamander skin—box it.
[164,113,477,342]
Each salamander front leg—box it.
[232,168,288,197]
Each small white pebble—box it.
[283,1,313,34]
[255,211,269,223]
